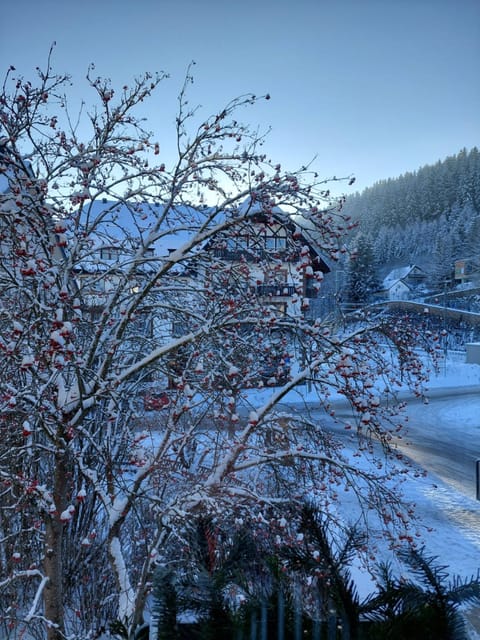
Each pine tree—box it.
[346,233,381,304]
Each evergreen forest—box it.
[342,148,480,291]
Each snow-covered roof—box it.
[236,195,284,216]
[79,199,215,257]
[77,198,329,270]
[382,265,418,290]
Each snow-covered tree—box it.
[345,233,381,304]
[0,55,431,639]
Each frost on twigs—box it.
[0,55,431,640]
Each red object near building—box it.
[143,391,170,411]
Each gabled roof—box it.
[78,198,330,273]
[222,196,330,273]
[382,264,425,290]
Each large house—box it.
[71,198,332,394]
[1,155,332,328]
[75,198,331,320]
[1,179,332,396]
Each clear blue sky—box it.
[1,0,479,195]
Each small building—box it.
[455,258,480,287]
[466,343,480,365]
[377,265,427,301]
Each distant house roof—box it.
[382,264,425,291]
[383,266,414,290]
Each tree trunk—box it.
[131,589,148,637]
[43,450,69,640]
[108,526,138,634]
[43,518,65,640]
[277,589,285,640]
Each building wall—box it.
[466,343,480,364]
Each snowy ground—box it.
[133,352,480,635]
[243,352,480,635]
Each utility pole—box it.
[476,459,480,501]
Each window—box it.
[220,222,288,259]
[265,235,287,251]
[100,246,121,261]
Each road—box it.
[302,388,480,501]
[297,388,480,543]
[400,391,480,500]
[286,389,480,635]
[300,388,480,636]
[399,391,480,638]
